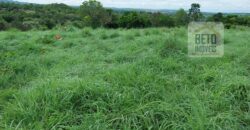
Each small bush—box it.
[109,32,120,39]
[225,24,231,29]
[62,42,74,48]
[125,34,135,40]
[64,26,77,32]
[4,34,16,40]
[82,28,92,37]
[0,19,8,31]
[144,30,151,36]
[224,38,230,44]
[38,35,55,44]
[160,37,185,57]
[150,29,160,35]
[100,32,109,40]
[134,31,141,37]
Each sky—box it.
[18,0,250,13]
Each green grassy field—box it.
[0,27,249,129]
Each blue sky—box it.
[18,0,250,13]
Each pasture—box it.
[0,27,249,129]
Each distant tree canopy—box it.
[80,0,111,28]
[0,1,249,31]
[206,13,250,28]
[119,12,151,28]
[188,3,203,21]
[213,13,223,22]
[0,17,8,31]
[0,2,82,30]
[175,9,188,26]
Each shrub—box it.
[19,22,33,31]
[0,18,8,31]
[64,26,77,32]
[160,37,185,57]
[37,35,55,44]
[100,33,108,40]
[109,32,120,39]
[82,28,92,37]
[119,12,151,28]
[72,21,85,28]
[62,42,74,48]
[144,30,151,36]
[225,24,232,29]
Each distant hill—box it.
[1,1,249,16]
[0,0,27,4]
[108,7,178,14]
[107,7,250,16]
[0,0,14,2]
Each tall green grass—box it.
[0,27,249,129]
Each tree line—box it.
[0,0,250,31]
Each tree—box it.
[188,3,202,22]
[40,18,56,29]
[149,12,174,27]
[0,17,8,31]
[247,17,250,26]
[104,9,119,28]
[175,9,188,26]
[119,12,151,28]
[225,15,238,25]
[212,12,223,22]
[224,15,238,29]
[237,16,248,26]
[80,0,111,28]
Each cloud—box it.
[18,0,250,13]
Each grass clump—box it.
[62,42,75,49]
[109,32,120,39]
[81,28,92,37]
[100,33,109,40]
[159,37,186,57]
[37,34,55,45]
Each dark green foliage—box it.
[119,12,151,28]
[109,32,120,39]
[188,3,203,22]
[207,13,250,28]
[0,1,250,31]
[225,15,238,25]
[213,13,223,22]
[160,37,185,57]
[81,28,92,37]
[104,9,119,28]
[150,12,175,27]
[37,35,55,44]
[80,0,112,28]
[0,17,8,31]
[175,9,188,26]
[225,24,232,29]
[0,3,82,31]
[62,42,75,48]
[40,19,56,29]
[0,1,185,30]
[100,32,109,39]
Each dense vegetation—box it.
[0,0,250,31]
[0,3,82,31]
[0,26,249,129]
